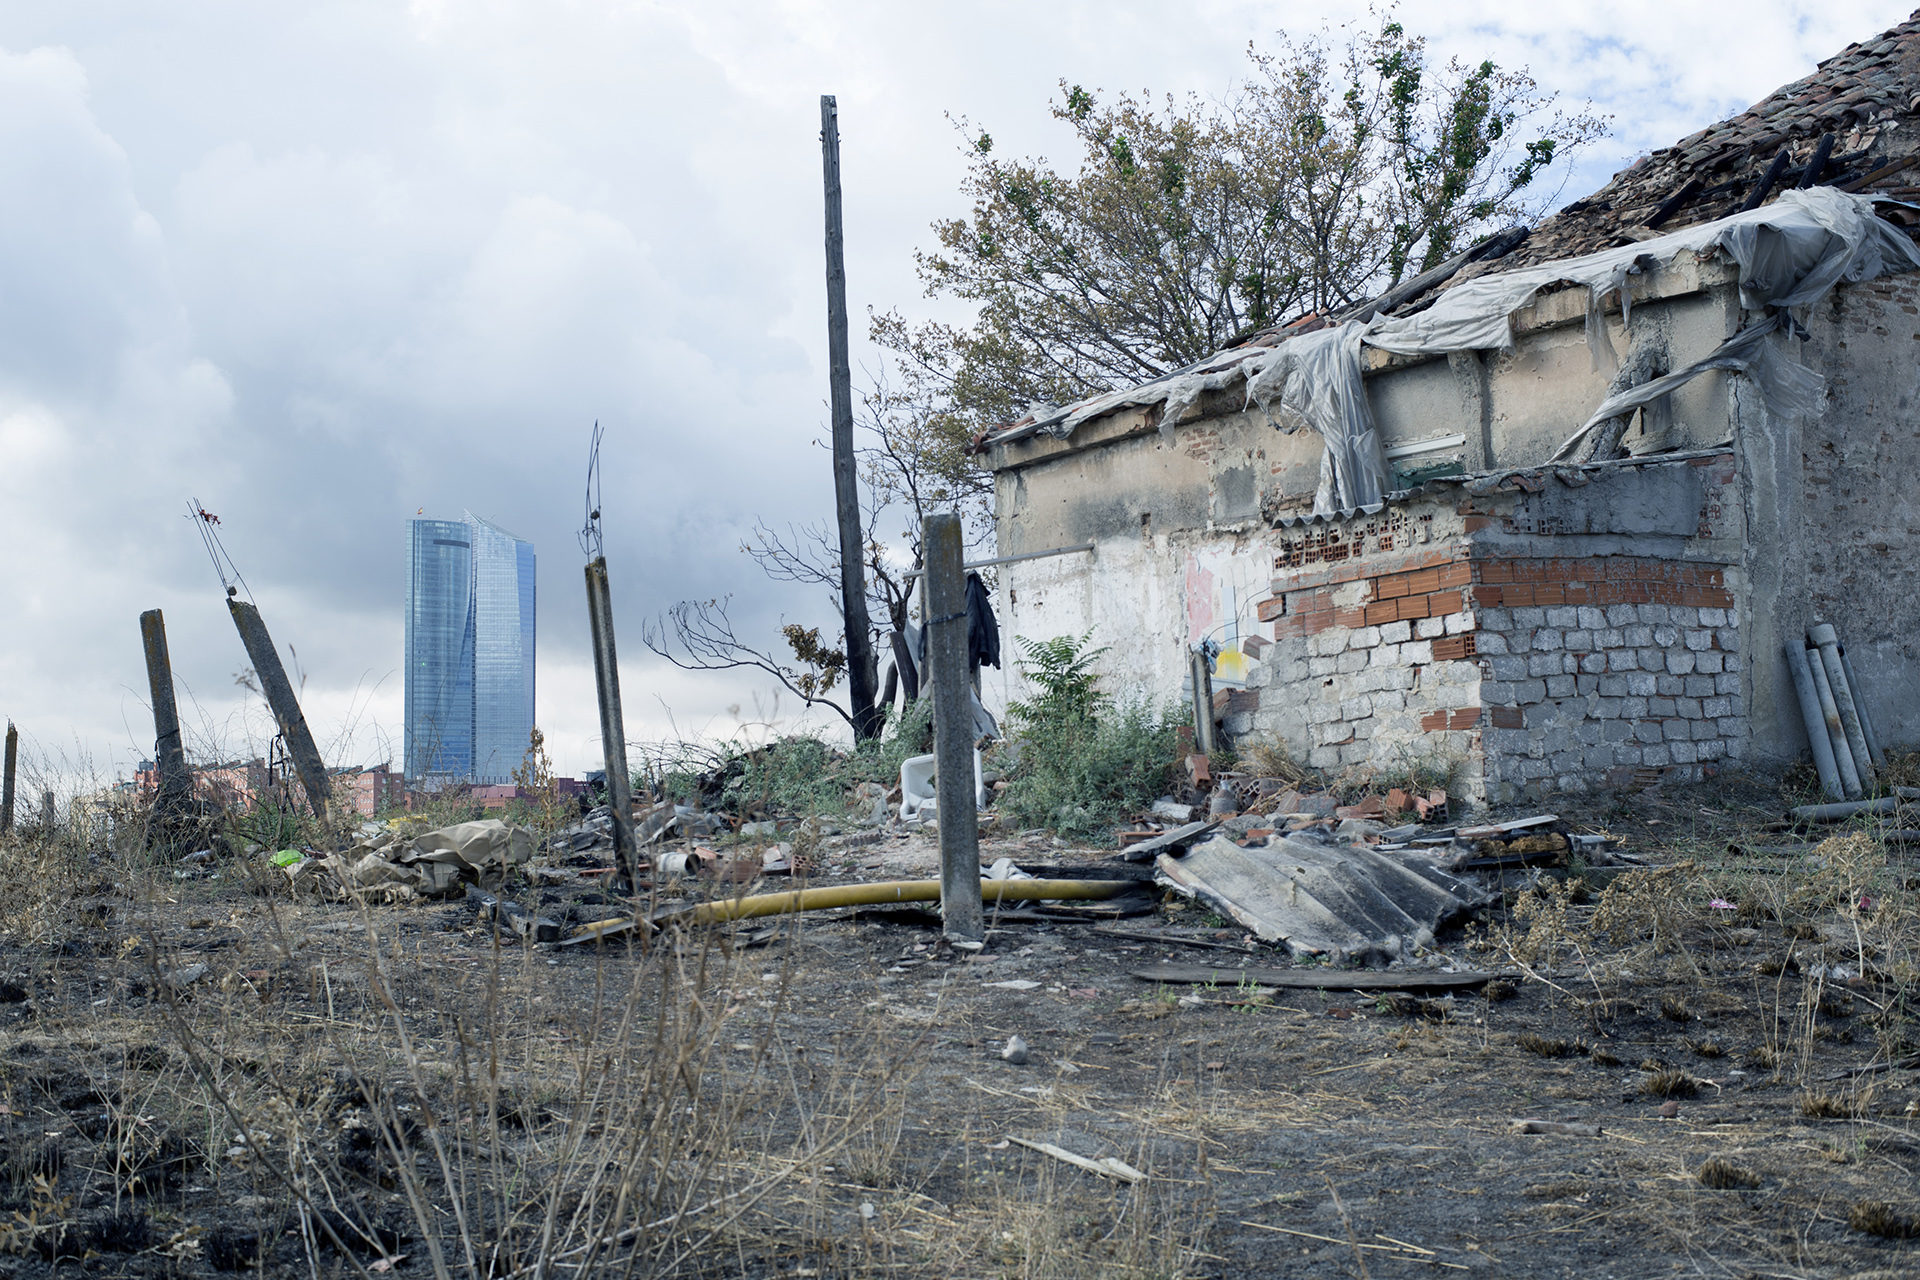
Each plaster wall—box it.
[1738,272,1920,764]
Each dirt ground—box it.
[0,773,1914,1278]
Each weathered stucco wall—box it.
[984,253,1920,801]
[1738,271,1920,764]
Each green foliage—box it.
[1001,634,1183,839]
[1006,633,1109,725]
[665,698,940,819]
[876,17,1608,436]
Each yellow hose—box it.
[562,877,1132,942]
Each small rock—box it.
[1001,1035,1030,1065]
[163,965,209,991]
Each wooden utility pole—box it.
[584,557,638,889]
[924,514,982,943]
[227,599,333,821]
[821,94,881,740]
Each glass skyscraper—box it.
[405,514,536,785]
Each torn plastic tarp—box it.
[293,818,534,899]
[1030,188,1920,514]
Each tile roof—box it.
[1449,11,1920,285]
[981,14,1920,450]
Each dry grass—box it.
[1695,1157,1761,1190]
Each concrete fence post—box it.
[141,609,195,825]
[584,558,638,889]
[0,722,16,836]
[924,513,983,943]
[226,599,333,821]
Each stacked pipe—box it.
[1784,621,1885,801]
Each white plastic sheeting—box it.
[1031,188,1920,514]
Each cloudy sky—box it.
[0,0,1910,785]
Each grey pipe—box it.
[1784,643,1844,800]
[1837,643,1885,768]
[1788,788,1920,823]
[1805,649,1862,799]
[1809,623,1876,792]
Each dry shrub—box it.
[1641,1067,1698,1099]
[1695,1157,1760,1190]
[1589,864,1694,953]
[1849,1199,1920,1239]
[1507,878,1581,966]
[1515,1033,1587,1059]
[1800,1089,1868,1119]
[1238,737,1309,787]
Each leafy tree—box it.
[881,16,1608,434]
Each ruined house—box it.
[980,17,1920,804]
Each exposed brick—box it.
[1431,634,1478,662]
[1375,573,1412,600]
[1489,706,1524,729]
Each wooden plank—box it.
[1130,964,1507,992]
[1006,1137,1144,1183]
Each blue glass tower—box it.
[405,514,535,784]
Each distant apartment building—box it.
[136,757,268,808]
[338,762,407,817]
[405,513,536,785]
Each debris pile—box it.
[287,819,534,899]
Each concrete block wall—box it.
[1234,453,1749,804]
[1242,502,1487,793]
[1470,556,1742,801]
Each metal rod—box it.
[902,542,1094,581]
[1784,642,1844,800]
[584,557,638,888]
[925,513,983,943]
[0,722,15,836]
[227,600,333,822]
[140,609,195,825]
[1804,642,1862,799]
[1810,623,1876,792]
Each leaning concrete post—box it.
[1804,648,1862,800]
[1784,643,1844,801]
[140,610,195,822]
[0,722,16,836]
[1809,623,1875,793]
[1188,647,1218,757]
[924,513,983,943]
[584,558,638,888]
[226,599,333,821]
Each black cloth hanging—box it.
[913,574,1002,674]
[965,572,1001,671]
